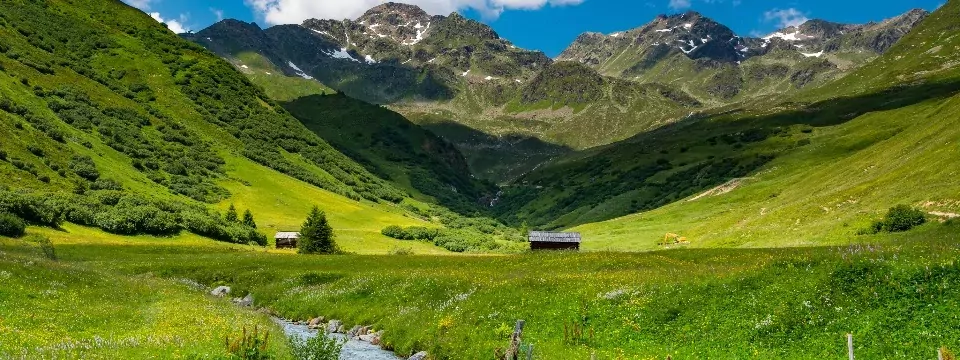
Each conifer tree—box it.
[225,204,239,223]
[242,209,257,229]
[298,206,337,254]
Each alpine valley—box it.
[1,0,960,359]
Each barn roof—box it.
[274,232,300,239]
[528,231,581,243]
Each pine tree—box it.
[242,209,257,229]
[225,204,239,223]
[298,206,337,254]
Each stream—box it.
[273,318,401,360]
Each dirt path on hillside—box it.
[688,178,750,202]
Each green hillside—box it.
[502,1,960,250]
[282,93,496,214]
[0,0,445,252]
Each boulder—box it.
[359,326,371,336]
[409,351,428,360]
[326,320,342,333]
[210,286,231,297]
[359,333,377,342]
[337,324,346,334]
[308,317,324,328]
[235,293,254,307]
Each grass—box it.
[2,220,959,359]
[0,236,293,359]
[217,155,447,254]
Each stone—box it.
[326,320,342,334]
[409,351,428,360]
[235,293,254,307]
[337,325,346,334]
[210,286,230,297]
[347,325,362,337]
[307,317,323,328]
[358,333,377,342]
[359,326,371,336]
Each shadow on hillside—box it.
[625,78,960,146]
[421,121,574,184]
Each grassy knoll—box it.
[3,220,957,359]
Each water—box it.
[273,318,401,360]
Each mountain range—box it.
[185,4,930,185]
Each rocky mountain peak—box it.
[359,2,430,21]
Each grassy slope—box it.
[232,51,334,102]
[216,155,445,254]
[0,0,447,253]
[505,3,960,245]
[5,220,958,359]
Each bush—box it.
[381,225,404,239]
[0,212,27,237]
[288,335,344,360]
[69,155,100,181]
[867,205,927,234]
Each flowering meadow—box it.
[2,220,959,359]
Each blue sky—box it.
[127,0,943,57]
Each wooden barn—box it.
[528,231,581,251]
[274,232,300,249]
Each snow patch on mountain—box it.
[801,50,825,58]
[287,61,314,79]
[326,48,359,62]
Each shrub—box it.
[0,212,27,237]
[69,155,100,181]
[866,205,927,234]
[0,149,6,160]
[27,145,44,157]
[288,335,344,360]
[381,225,404,239]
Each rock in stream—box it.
[274,318,401,360]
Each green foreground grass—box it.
[2,221,959,359]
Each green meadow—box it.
[2,219,959,359]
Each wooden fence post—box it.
[505,320,525,360]
[847,333,855,360]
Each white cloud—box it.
[668,0,691,10]
[246,0,584,25]
[211,7,225,21]
[763,8,809,28]
[150,12,190,34]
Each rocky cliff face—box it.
[186,2,551,104]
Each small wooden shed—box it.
[274,232,300,249]
[528,231,581,251]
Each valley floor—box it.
[2,221,960,359]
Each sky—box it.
[126,0,945,57]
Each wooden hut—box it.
[274,232,300,249]
[528,231,581,251]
